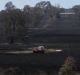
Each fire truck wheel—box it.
[39,50,45,53]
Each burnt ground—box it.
[0,51,79,69]
[0,51,79,75]
[0,15,80,74]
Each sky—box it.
[0,0,80,10]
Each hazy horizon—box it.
[0,0,80,10]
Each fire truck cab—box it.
[32,46,45,53]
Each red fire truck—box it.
[32,46,45,53]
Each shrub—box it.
[58,56,77,75]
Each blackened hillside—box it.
[27,14,80,49]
